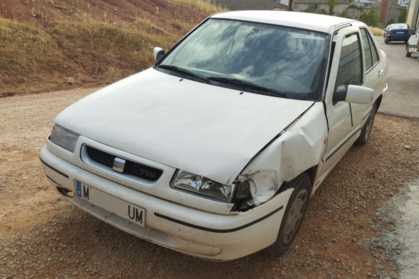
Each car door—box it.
[408,27,419,51]
[350,28,382,127]
[319,27,366,175]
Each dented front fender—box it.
[240,103,328,205]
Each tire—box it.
[265,173,311,257]
[406,45,412,57]
[355,102,377,145]
[385,37,389,44]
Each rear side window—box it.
[367,34,379,65]
[360,29,379,71]
[360,29,373,70]
[336,33,362,88]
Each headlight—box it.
[172,170,235,202]
[50,125,79,152]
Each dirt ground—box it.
[0,88,418,279]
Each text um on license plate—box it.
[397,32,404,34]
[76,181,145,226]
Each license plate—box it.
[397,32,404,34]
[76,181,145,226]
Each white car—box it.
[40,11,388,261]
[406,27,419,57]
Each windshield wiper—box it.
[207,77,289,99]
[157,65,210,83]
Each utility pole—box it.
[289,0,294,10]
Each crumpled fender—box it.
[239,102,328,205]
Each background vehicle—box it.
[406,27,419,57]
[384,25,390,37]
[40,12,388,261]
[384,23,412,44]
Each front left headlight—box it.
[172,170,235,202]
[50,125,79,153]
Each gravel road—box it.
[374,179,419,279]
[0,88,418,279]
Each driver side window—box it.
[336,33,363,89]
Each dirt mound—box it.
[0,0,226,96]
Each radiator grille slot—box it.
[86,146,163,181]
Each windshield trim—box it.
[154,18,330,101]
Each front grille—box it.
[86,146,163,181]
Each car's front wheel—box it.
[265,173,311,257]
[356,103,377,145]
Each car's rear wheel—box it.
[385,37,389,44]
[406,45,412,57]
[265,173,311,257]
[355,102,377,145]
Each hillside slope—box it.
[0,0,226,96]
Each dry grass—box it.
[170,0,228,16]
[0,17,65,93]
[369,26,385,36]
[0,15,181,94]
[48,15,178,73]
[0,0,226,95]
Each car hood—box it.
[55,69,314,184]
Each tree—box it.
[359,6,380,27]
[304,5,317,13]
[304,5,329,14]
[348,4,364,11]
[327,0,339,15]
[398,7,407,23]
[387,17,396,25]
[338,10,348,18]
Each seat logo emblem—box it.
[113,157,126,173]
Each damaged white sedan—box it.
[40,11,388,260]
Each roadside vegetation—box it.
[303,4,385,36]
[0,0,226,96]
[369,26,385,36]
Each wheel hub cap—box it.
[283,189,308,245]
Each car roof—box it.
[211,11,356,33]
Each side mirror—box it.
[333,85,374,105]
[153,47,165,62]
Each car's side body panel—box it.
[240,102,328,204]
[407,28,419,56]
[320,27,366,176]
[318,24,387,185]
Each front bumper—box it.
[40,145,292,260]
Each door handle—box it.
[378,70,384,78]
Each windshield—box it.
[157,19,329,101]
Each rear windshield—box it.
[390,24,408,29]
